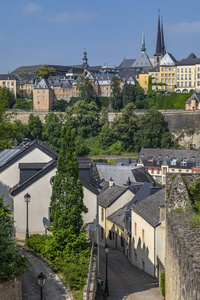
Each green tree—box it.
[0,90,16,150]
[100,107,109,127]
[52,99,68,112]
[75,135,90,156]
[50,121,88,235]
[34,65,57,79]
[13,98,33,110]
[134,85,145,109]
[122,82,135,108]
[146,90,158,109]
[43,112,64,151]
[137,110,171,149]
[112,103,138,151]
[111,76,122,110]
[27,113,43,140]
[0,196,27,280]
[66,100,101,138]
[100,122,115,148]
[0,86,15,108]
[77,77,96,103]
[12,120,29,144]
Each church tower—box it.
[82,49,88,68]
[154,11,166,66]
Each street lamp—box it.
[37,272,47,300]
[104,243,109,296]
[24,193,31,240]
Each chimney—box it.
[109,177,114,188]
[126,177,131,186]
[13,139,17,148]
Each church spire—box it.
[155,10,161,55]
[82,49,88,67]
[161,14,166,56]
[141,31,146,52]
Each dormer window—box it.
[147,156,153,163]
[181,158,187,166]
[170,157,178,166]
[157,160,160,165]
[138,159,143,164]
[196,161,200,167]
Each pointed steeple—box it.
[161,15,166,56]
[155,10,161,55]
[141,31,146,52]
[83,49,88,67]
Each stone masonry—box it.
[165,173,200,300]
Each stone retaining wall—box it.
[0,277,22,300]
[8,109,200,148]
[165,174,200,300]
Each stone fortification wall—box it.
[8,109,200,148]
[0,276,22,300]
[165,173,200,300]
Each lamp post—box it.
[104,243,109,296]
[37,272,47,300]
[24,193,31,240]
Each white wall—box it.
[0,148,53,209]
[107,190,134,216]
[131,210,155,277]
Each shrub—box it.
[93,159,108,163]
[160,272,165,297]
[26,234,51,256]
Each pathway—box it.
[99,246,164,300]
[20,248,71,300]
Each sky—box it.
[1,0,200,73]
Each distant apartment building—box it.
[0,74,19,97]
[137,148,200,185]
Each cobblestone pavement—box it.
[20,248,72,300]
[99,246,164,300]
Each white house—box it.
[0,139,99,240]
[131,188,165,279]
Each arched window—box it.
[170,157,178,166]
[182,89,188,93]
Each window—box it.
[165,79,168,83]
[156,79,158,83]
[165,73,168,77]
[172,169,175,173]
[179,170,182,173]
[169,79,171,83]
[169,67,171,71]
[145,81,147,85]
[172,79,175,83]
[185,74,188,80]
[189,82,191,87]
[37,90,39,94]
[63,89,65,92]
[103,87,105,91]
[43,96,45,100]
[11,82,14,86]
[151,168,154,174]
[134,223,137,236]
[181,82,183,87]
[37,101,40,104]
[147,156,153,163]
[189,74,191,80]
[161,68,164,71]
[177,68,180,73]
[161,74,164,77]
[165,68,168,71]
[181,158,187,166]
[173,67,175,71]
[172,73,175,77]
[181,68,183,73]
[101,208,104,221]
[37,96,39,100]
[142,229,145,243]
[43,90,45,94]
[157,169,160,174]
[169,73,171,77]
[189,68,191,73]
[170,158,177,165]
[177,75,180,80]
[163,168,167,175]
[101,227,104,240]
[7,82,10,86]
[56,89,58,92]
[107,93,110,96]
[185,82,187,87]
[161,79,164,83]
[156,74,158,77]
[181,75,183,80]
[107,87,109,90]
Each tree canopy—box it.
[34,65,57,79]
[111,76,122,110]
[77,77,96,103]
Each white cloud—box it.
[22,3,41,14]
[167,21,200,35]
[43,11,97,24]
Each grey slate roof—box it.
[186,93,200,104]
[35,78,50,89]
[98,185,129,208]
[0,149,21,167]
[132,168,155,184]
[107,206,127,230]
[177,53,200,66]
[132,188,165,227]
[0,74,17,80]
[131,51,152,69]
[118,59,136,70]
[160,53,178,66]
[138,148,200,166]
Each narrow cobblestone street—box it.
[99,246,164,300]
[20,248,71,300]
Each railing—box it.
[83,241,97,300]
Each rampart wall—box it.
[165,173,200,300]
[0,276,22,300]
[8,109,200,148]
